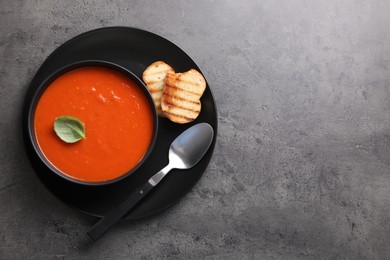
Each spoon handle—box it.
[87,181,154,241]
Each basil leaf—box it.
[54,116,86,143]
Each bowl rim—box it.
[27,60,159,186]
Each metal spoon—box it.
[88,123,214,241]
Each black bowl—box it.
[25,60,158,186]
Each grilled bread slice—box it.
[142,61,175,116]
[161,69,206,124]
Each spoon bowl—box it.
[169,123,214,169]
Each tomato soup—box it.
[34,67,154,183]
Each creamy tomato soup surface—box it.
[34,67,154,183]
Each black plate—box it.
[22,27,217,220]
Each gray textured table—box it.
[1,1,390,259]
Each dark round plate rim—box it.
[22,26,218,220]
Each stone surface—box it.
[1,0,390,259]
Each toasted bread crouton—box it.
[142,61,175,116]
[161,69,206,124]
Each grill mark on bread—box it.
[163,104,200,116]
[149,88,162,94]
[177,79,203,87]
[163,100,200,113]
[163,87,201,102]
[163,93,199,105]
[166,85,203,96]
[161,93,201,122]
[163,112,195,121]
